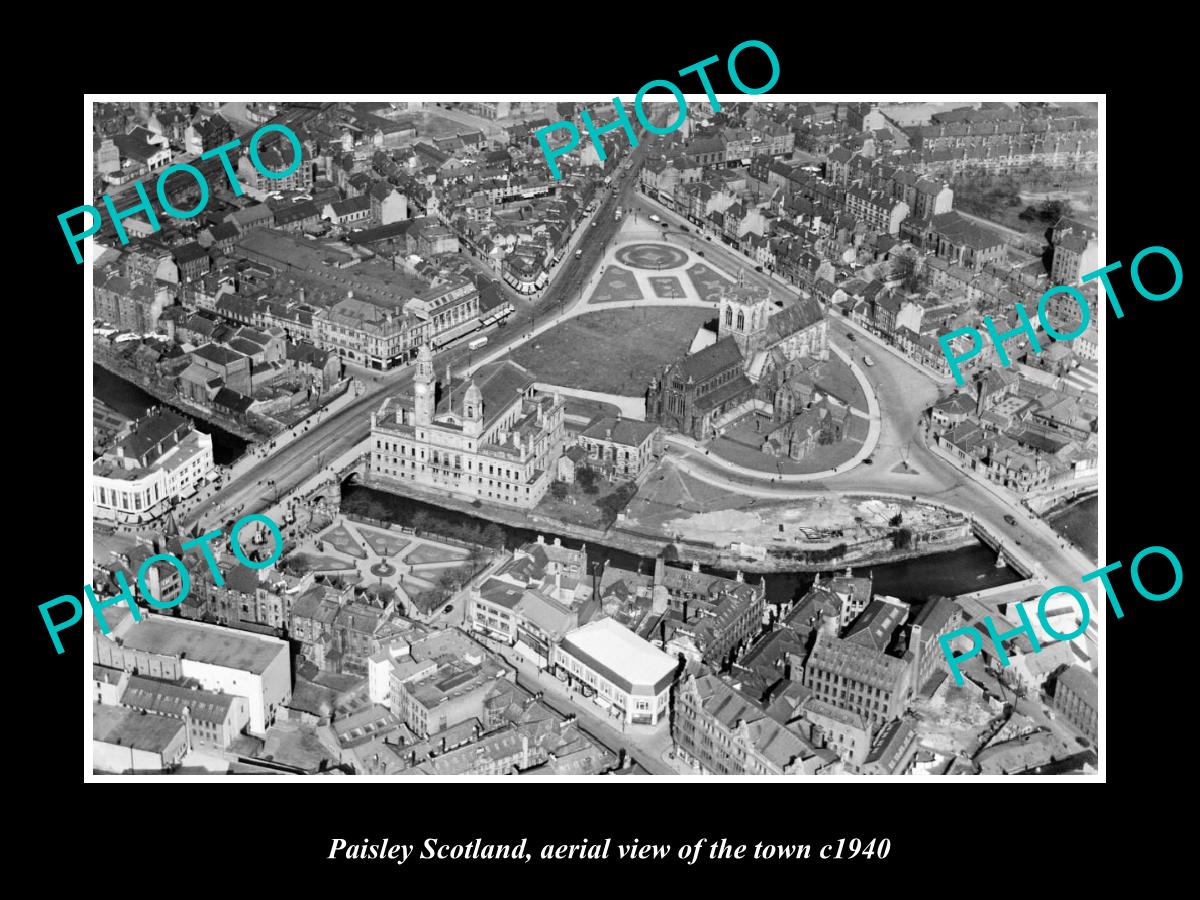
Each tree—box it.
[1040,198,1071,222]
[661,543,680,563]
[437,566,471,594]
[550,481,569,501]
[889,512,904,527]
[468,544,490,571]
[596,482,638,523]
[410,510,431,534]
[576,466,599,495]
[481,523,506,550]
[892,527,914,550]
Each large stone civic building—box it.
[369,345,566,509]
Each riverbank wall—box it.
[353,475,982,575]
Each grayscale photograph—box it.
[83,98,1100,777]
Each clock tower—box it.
[414,343,435,425]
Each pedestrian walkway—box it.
[289,514,477,611]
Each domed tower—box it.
[463,380,483,437]
[414,343,435,425]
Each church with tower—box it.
[368,344,566,509]
[647,275,830,441]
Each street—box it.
[628,187,1092,596]
[184,148,651,533]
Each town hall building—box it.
[368,345,566,509]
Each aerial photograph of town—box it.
[85,98,1099,777]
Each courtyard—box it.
[284,517,481,615]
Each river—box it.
[342,483,1023,609]
[92,363,249,465]
[1047,494,1098,562]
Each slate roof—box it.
[579,416,658,447]
[675,335,743,383]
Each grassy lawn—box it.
[406,543,470,565]
[815,354,869,413]
[951,169,1097,237]
[686,263,733,301]
[587,265,644,304]
[649,275,687,299]
[508,307,712,396]
[536,477,629,530]
[357,525,409,557]
[319,523,367,559]
[624,462,746,531]
[846,413,870,442]
[401,111,474,139]
[709,411,866,474]
[288,553,359,573]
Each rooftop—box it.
[115,617,288,675]
[558,617,676,696]
[93,703,185,753]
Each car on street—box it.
[660,221,669,228]
[1004,514,1018,526]
[443,604,454,614]
[681,225,689,232]
[846,331,856,341]
[697,250,704,256]
[863,457,874,464]
[649,214,661,223]
[754,265,763,272]
[863,355,875,367]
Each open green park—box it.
[587,266,644,304]
[508,307,714,396]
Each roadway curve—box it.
[628,189,1094,591]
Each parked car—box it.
[863,457,874,464]
[846,332,856,341]
[754,265,763,272]
[681,225,689,232]
[1004,514,1018,526]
